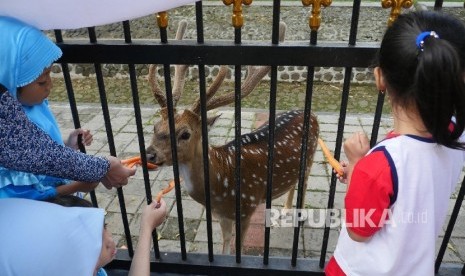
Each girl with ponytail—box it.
[326,11,465,276]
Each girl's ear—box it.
[374,67,386,92]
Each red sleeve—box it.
[345,150,394,237]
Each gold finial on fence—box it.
[381,0,413,26]
[156,11,168,28]
[302,0,332,31]
[223,0,253,28]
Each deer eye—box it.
[179,132,191,140]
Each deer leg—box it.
[219,218,233,254]
[237,217,252,254]
[284,185,295,210]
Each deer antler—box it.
[148,64,167,108]
[198,22,287,112]
[172,20,189,107]
[191,65,229,114]
[148,20,189,109]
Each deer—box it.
[145,21,320,254]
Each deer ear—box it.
[206,114,221,129]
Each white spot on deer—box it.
[224,178,229,188]
[217,173,221,181]
[227,156,232,166]
[250,196,256,201]
[242,194,246,199]
[223,192,228,198]
[231,190,235,196]
[254,134,259,140]
[248,184,253,188]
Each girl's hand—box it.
[66,128,93,150]
[343,132,370,165]
[334,160,349,184]
[141,199,167,231]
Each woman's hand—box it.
[100,156,137,189]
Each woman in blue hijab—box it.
[0,16,99,199]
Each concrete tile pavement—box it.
[51,102,465,265]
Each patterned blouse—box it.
[0,85,109,182]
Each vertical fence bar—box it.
[291,66,316,267]
[234,62,243,263]
[54,30,99,208]
[263,0,281,266]
[195,0,215,262]
[121,20,161,258]
[233,22,243,264]
[86,26,134,256]
[319,0,362,268]
[435,176,465,272]
[162,62,188,260]
[155,16,188,260]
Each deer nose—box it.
[146,153,156,163]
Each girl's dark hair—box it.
[379,11,465,149]
[46,194,94,208]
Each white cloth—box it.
[0,0,199,30]
[0,198,104,276]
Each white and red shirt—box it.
[326,132,465,276]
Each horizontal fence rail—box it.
[57,41,379,67]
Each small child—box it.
[0,196,167,276]
[326,11,465,275]
[0,16,98,200]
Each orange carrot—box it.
[125,161,139,168]
[121,156,141,165]
[121,156,158,170]
[318,138,344,176]
[155,179,177,203]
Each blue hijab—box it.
[0,16,66,189]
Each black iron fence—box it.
[53,1,464,275]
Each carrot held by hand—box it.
[121,155,158,170]
[155,179,177,203]
[318,138,344,177]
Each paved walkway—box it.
[51,102,465,266]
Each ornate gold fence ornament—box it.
[223,0,253,28]
[302,0,332,31]
[156,11,168,28]
[381,0,413,26]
